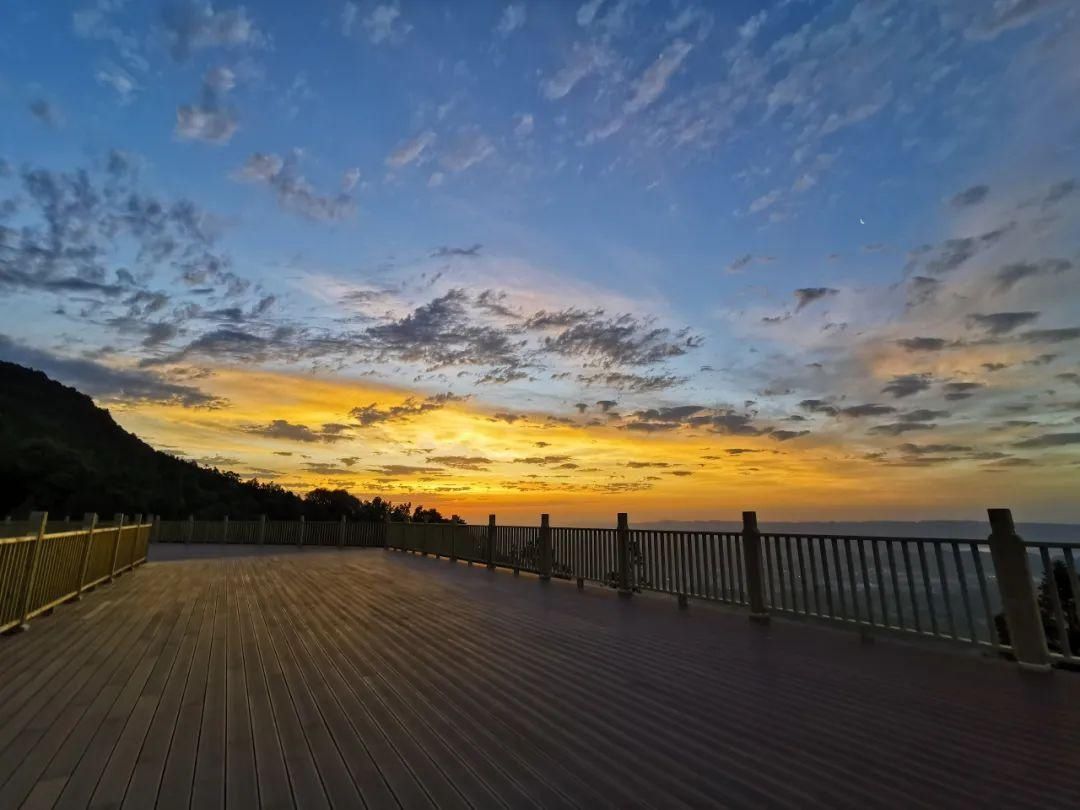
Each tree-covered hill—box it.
[0,362,455,522]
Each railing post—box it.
[108,513,125,580]
[539,514,552,581]
[339,515,347,549]
[487,514,496,570]
[987,508,1051,672]
[741,511,770,624]
[15,511,48,631]
[297,515,305,549]
[258,514,267,545]
[616,513,632,598]
[151,514,160,543]
[75,512,98,599]
[222,515,229,544]
[130,513,142,569]
[449,522,458,561]
[186,514,194,544]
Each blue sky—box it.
[1,1,1079,522]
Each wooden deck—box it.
[1,545,1078,809]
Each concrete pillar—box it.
[616,513,632,598]
[987,508,1050,672]
[741,511,770,624]
[539,514,552,582]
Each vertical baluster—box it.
[886,540,904,630]
[1039,547,1071,659]
[16,511,48,630]
[843,538,859,623]
[900,541,922,633]
[916,541,939,636]
[784,536,797,614]
[818,537,834,618]
[831,537,846,619]
[806,538,821,616]
[857,539,875,627]
[796,537,810,615]
[952,543,978,644]
[934,542,957,640]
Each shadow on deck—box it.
[1,544,1077,808]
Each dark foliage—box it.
[0,362,456,523]
[995,558,1080,654]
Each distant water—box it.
[636,520,1080,544]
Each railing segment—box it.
[1,511,151,633]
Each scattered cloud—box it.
[175,67,238,143]
[495,4,526,36]
[951,184,990,207]
[162,1,265,61]
[386,130,436,168]
[234,152,355,221]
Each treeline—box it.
[0,362,456,522]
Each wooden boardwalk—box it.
[1,545,1078,809]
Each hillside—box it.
[0,361,307,519]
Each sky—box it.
[1,0,1079,525]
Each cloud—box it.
[943,382,984,401]
[96,65,139,103]
[1019,327,1080,344]
[386,130,436,168]
[577,371,682,392]
[840,403,897,418]
[991,259,1072,294]
[512,455,574,465]
[0,334,224,408]
[881,373,933,398]
[234,151,355,221]
[362,2,411,44]
[513,113,534,138]
[625,39,693,116]
[162,1,265,60]
[495,3,526,36]
[1013,432,1080,449]
[966,311,1040,335]
[440,132,495,173]
[964,0,1067,40]
[541,42,613,100]
[538,312,702,367]
[897,337,949,352]
[770,429,809,441]
[427,455,492,470]
[431,244,482,259]
[28,99,63,128]
[576,0,604,26]
[749,189,782,214]
[793,287,838,312]
[951,184,990,207]
[868,422,938,436]
[726,254,753,273]
[350,392,464,427]
[175,67,238,143]
[799,399,838,417]
[244,419,351,443]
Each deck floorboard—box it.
[2,543,1079,809]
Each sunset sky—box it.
[1,0,1078,524]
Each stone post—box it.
[742,511,770,624]
[616,513,632,598]
[539,514,552,581]
[987,508,1050,672]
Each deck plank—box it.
[1,543,1079,810]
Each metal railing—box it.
[154,515,386,547]
[147,507,1076,672]
[0,512,151,634]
